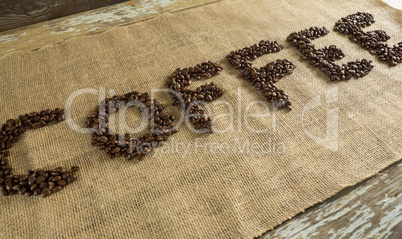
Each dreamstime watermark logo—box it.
[301,86,339,152]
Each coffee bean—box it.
[19,175,28,181]
[98,136,108,143]
[57,180,67,186]
[33,188,42,196]
[30,184,37,191]
[36,176,45,184]
[40,190,51,198]
[28,176,36,185]
[39,182,48,189]
[48,181,55,189]
[15,119,22,127]
[32,122,41,129]
[59,173,67,180]
[24,191,33,197]
[1,188,9,196]
[19,180,28,186]
[67,174,77,183]
[18,187,27,195]
[52,186,63,192]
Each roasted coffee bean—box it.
[59,167,67,174]
[33,188,42,196]
[165,62,224,133]
[19,175,28,181]
[18,187,27,195]
[15,119,22,127]
[48,181,55,189]
[227,40,295,110]
[24,191,33,197]
[52,186,63,192]
[334,12,401,66]
[19,180,27,186]
[28,176,36,185]
[57,180,67,186]
[39,182,48,189]
[40,190,51,198]
[61,173,69,180]
[85,91,177,161]
[287,26,374,81]
[30,183,37,191]
[32,122,41,129]
[0,108,80,198]
[98,136,108,143]
[67,174,77,183]
[36,176,45,184]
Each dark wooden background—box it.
[0,0,128,32]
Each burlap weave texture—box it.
[0,0,401,238]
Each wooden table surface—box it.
[0,0,128,32]
[0,1,401,238]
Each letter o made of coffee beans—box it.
[0,108,79,198]
[85,91,178,161]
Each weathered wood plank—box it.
[261,160,402,238]
[0,0,221,58]
[0,0,129,32]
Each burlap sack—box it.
[0,0,401,238]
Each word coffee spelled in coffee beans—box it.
[0,108,79,197]
[2,12,399,200]
[166,61,224,134]
[227,40,296,110]
[85,91,178,160]
[287,27,374,81]
[334,12,401,66]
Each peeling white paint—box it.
[263,168,402,238]
[367,202,402,238]
[0,32,28,43]
[0,34,18,43]
[57,0,174,32]
[334,205,375,238]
